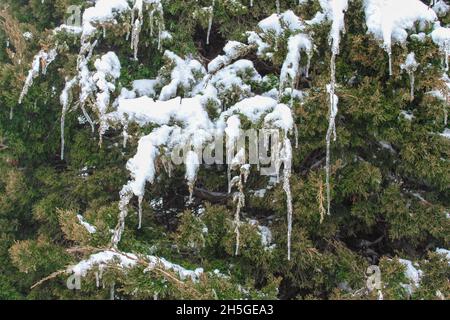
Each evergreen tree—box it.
[0,0,449,300]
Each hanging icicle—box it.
[400,52,419,102]
[111,184,134,248]
[229,150,250,256]
[206,0,215,45]
[60,77,78,160]
[281,138,293,261]
[321,0,348,216]
[138,195,143,229]
[185,150,200,203]
[19,49,57,104]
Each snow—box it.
[205,1,215,45]
[19,49,57,104]
[70,250,137,277]
[319,0,349,55]
[440,128,450,139]
[54,24,82,35]
[280,33,312,89]
[132,79,159,97]
[249,220,274,249]
[22,32,33,40]
[60,77,78,160]
[146,256,204,281]
[282,138,293,260]
[363,0,437,75]
[208,41,247,73]
[68,249,204,282]
[248,10,306,59]
[264,103,295,133]
[130,0,166,59]
[325,83,339,216]
[432,0,450,17]
[435,248,450,264]
[77,214,97,234]
[110,96,213,198]
[431,26,450,71]
[399,258,423,295]
[82,0,131,40]
[401,52,419,72]
[93,52,121,138]
[22,0,450,264]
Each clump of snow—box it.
[159,51,205,101]
[435,248,450,264]
[249,219,274,250]
[440,128,450,139]
[432,0,450,17]
[319,0,349,55]
[248,10,306,58]
[279,33,312,90]
[431,26,450,71]
[399,258,423,296]
[363,0,437,75]
[132,79,159,97]
[77,214,97,234]
[81,0,131,41]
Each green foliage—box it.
[0,0,448,300]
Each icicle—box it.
[206,1,215,46]
[409,72,415,101]
[282,138,293,261]
[19,49,57,104]
[60,108,67,160]
[111,184,134,248]
[130,0,144,60]
[400,53,419,102]
[95,271,100,288]
[445,92,449,126]
[185,150,200,203]
[325,77,338,217]
[321,0,347,216]
[250,0,253,7]
[231,162,250,256]
[138,195,143,229]
[276,0,280,15]
[110,282,115,300]
[233,190,241,256]
[131,19,142,60]
[149,10,155,36]
[60,77,78,160]
[306,52,312,78]
[122,121,129,148]
[99,266,104,286]
[388,51,393,76]
[157,21,162,51]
